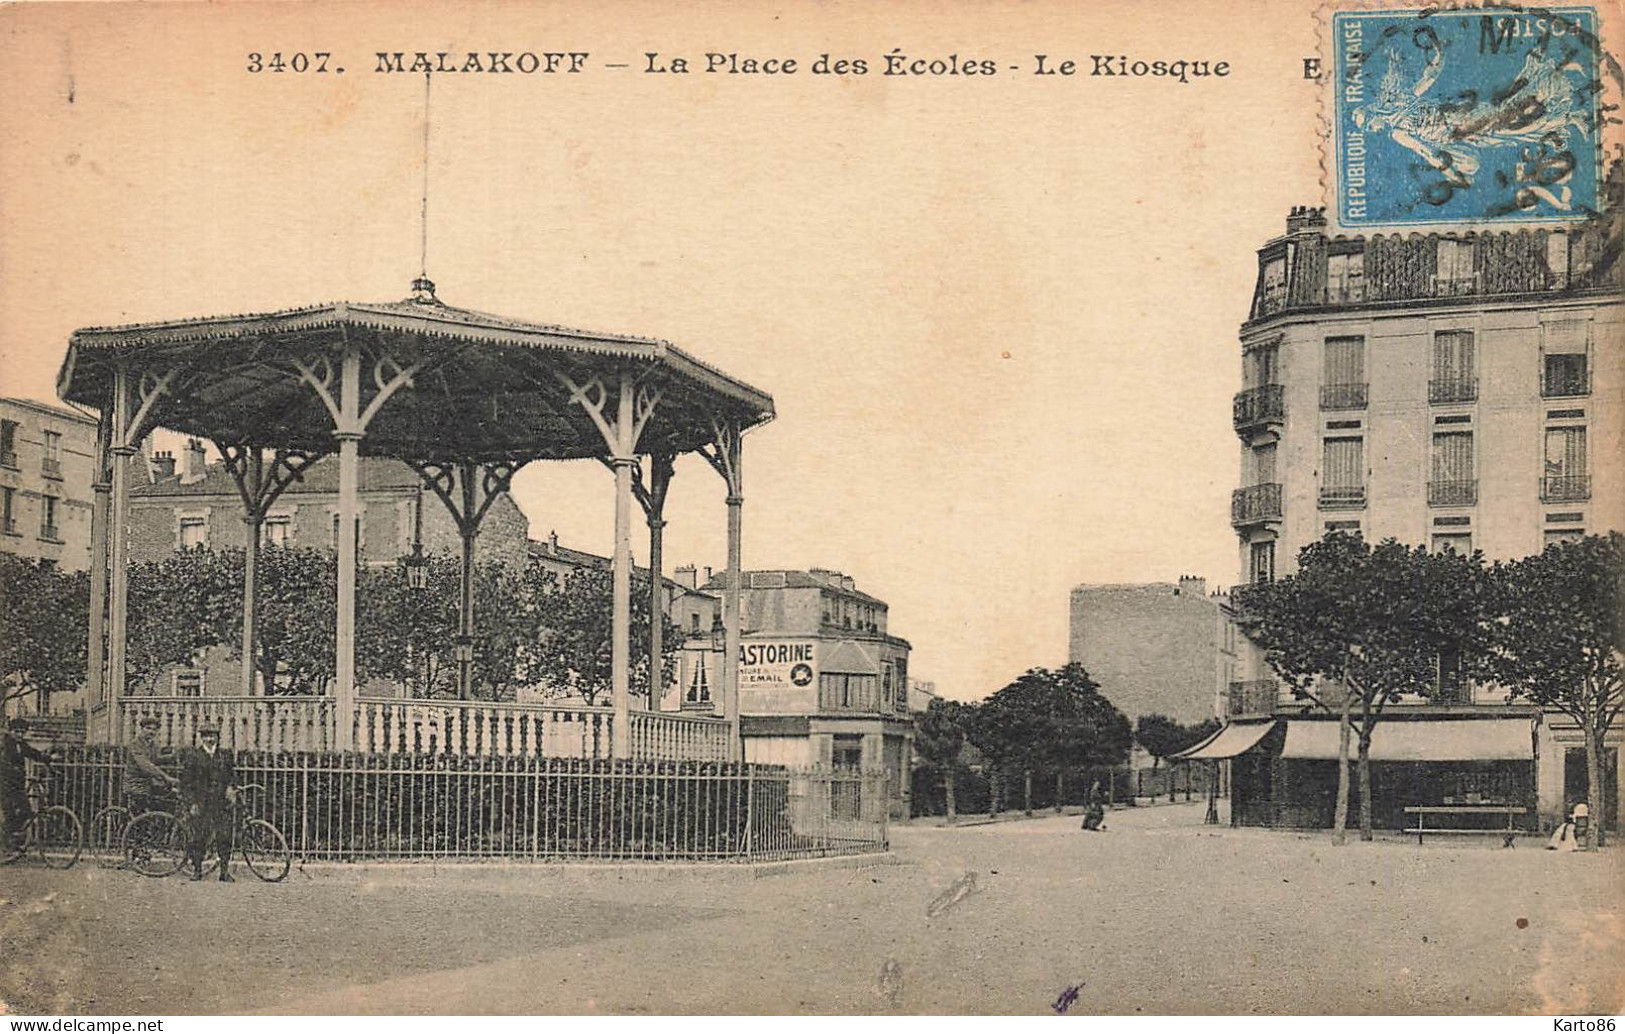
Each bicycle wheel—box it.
[240,819,290,883]
[122,811,186,878]
[32,806,83,870]
[92,806,131,867]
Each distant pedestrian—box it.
[2,717,54,851]
[179,722,237,881]
[1080,781,1106,831]
[1547,801,1589,852]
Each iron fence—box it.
[34,747,888,864]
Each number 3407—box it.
[247,53,337,73]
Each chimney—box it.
[548,530,558,554]
[1177,575,1207,598]
[704,565,713,583]
[840,575,855,591]
[1285,205,1327,234]
[151,450,176,480]
[675,564,698,590]
[180,438,206,484]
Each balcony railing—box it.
[1318,485,1366,509]
[40,457,62,479]
[1232,384,1285,433]
[39,524,61,542]
[1542,475,1591,502]
[1,518,15,536]
[1231,483,1283,527]
[1319,382,1368,410]
[1428,479,1478,506]
[1542,369,1590,398]
[1432,672,1473,705]
[0,448,17,470]
[1228,679,1280,717]
[1429,377,1478,403]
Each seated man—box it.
[125,715,179,817]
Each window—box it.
[1249,541,1275,585]
[1320,437,1365,507]
[1430,331,1476,402]
[1429,432,1476,506]
[41,431,62,479]
[1435,239,1476,292]
[1321,336,1367,409]
[1247,344,1279,388]
[1326,250,1365,303]
[1542,320,1590,397]
[261,515,291,547]
[1435,647,1469,703]
[1252,444,1277,486]
[1431,532,1472,554]
[1,486,14,534]
[173,670,203,697]
[1544,528,1584,548]
[179,516,207,549]
[690,613,701,634]
[686,655,711,705]
[1547,232,1570,284]
[0,420,16,468]
[882,663,894,709]
[39,495,60,540]
[1260,257,1287,312]
[1543,427,1589,501]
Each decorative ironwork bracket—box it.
[410,459,523,538]
[556,369,662,459]
[699,414,743,498]
[215,443,327,521]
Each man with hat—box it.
[126,715,179,820]
[178,721,238,881]
[2,716,54,852]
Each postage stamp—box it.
[1332,5,1605,228]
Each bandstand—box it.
[57,278,773,762]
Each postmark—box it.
[1331,5,1610,227]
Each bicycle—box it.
[0,774,84,870]
[120,783,291,882]
[91,785,181,869]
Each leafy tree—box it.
[125,547,236,694]
[527,566,683,706]
[1135,713,1221,765]
[914,698,976,823]
[1490,533,1624,848]
[0,555,88,712]
[1234,533,1495,843]
[970,664,1131,817]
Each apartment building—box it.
[1217,201,1622,831]
[0,397,99,571]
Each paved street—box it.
[2,802,1621,1016]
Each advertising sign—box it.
[738,640,818,690]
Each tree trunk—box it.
[945,766,957,824]
[1357,729,1374,842]
[1055,770,1065,813]
[989,770,1000,817]
[1586,723,1605,851]
[1333,689,1353,846]
[1023,768,1033,816]
[1205,760,1219,825]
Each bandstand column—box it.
[610,377,635,758]
[334,348,363,751]
[85,414,111,724]
[105,370,135,745]
[724,477,743,761]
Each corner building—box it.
[1221,200,1623,833]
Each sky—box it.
[0,0,1320,701]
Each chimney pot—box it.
[180,439,207,484]
[152,451,177,480]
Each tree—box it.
[970,664,1131,817]
[0,555,88,712]
[1135,714,1221,765]
[125,548,236,694]
[915,698,976,823]
[526,566,683,706]
[1234,533,1495,843]
[1490,533,1624,849]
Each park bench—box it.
[1403,805,1531,846]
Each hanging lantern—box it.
[710,613,726,653]
[404,542,429,591]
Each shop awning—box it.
[1173,721,1277,760]
[1280,719,1534,761]
[820,640,879,675]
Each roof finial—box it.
[413,70,437,305]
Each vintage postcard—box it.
[0,0,1621,1020]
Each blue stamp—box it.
[1333,6,1602,227]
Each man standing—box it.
[126,715,179,818]
[1,717,54,851]
[179,722,237,882]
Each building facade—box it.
[1222,203,1623,832]
[0,397,99,571]
[688,568,915,816]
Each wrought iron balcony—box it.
[1318,485,1366,509]
[0,448,17,470]
[1428,479,1478,507]
[1541,368,1590,398]
[1542,475,1591,502]
[1429,377,1477,403]
[1231,483,1283,527]
[1319,382,1368,410]
[40,523,60,542]
[1,517,16,536]
[1232,385,1285,435]
[1432,671,1473,705]
[40,457,62,479]
[1228,679,1280,717]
